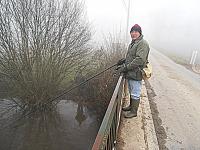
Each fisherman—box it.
[117,24,150,118]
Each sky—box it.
[85,0,127,41]
[85,0,200,63]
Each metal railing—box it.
[92,75,125,150]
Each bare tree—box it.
[72,32,127,119]
[0,0,91,111]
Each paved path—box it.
[117,82,158,150]
[149,49,200,149]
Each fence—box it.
[92,75,125,150]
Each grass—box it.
[156,48,189,65]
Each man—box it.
[117,24,150,118]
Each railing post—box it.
[92,75,124,150]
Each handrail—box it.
[92,75,125,150]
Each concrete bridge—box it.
[92,49,200,150]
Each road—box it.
[148,49,200,150]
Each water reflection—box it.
[75,101,87,126]
[0,100,100,150]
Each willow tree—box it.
[0,0,91,111]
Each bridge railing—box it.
[92,75,125,150]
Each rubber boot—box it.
[124,99,140,118]
[122,98,132,111]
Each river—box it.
[0,99,101,150]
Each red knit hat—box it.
[130,24,142,34]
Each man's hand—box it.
[117,58,126,66]
[116,64,127,73]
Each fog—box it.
[85,0,200,64]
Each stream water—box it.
[0,99,101,150]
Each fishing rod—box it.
[0,63,118,130]
[48,63,118,104]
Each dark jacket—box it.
[125,35,150,81]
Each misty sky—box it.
[85,0,200,63]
